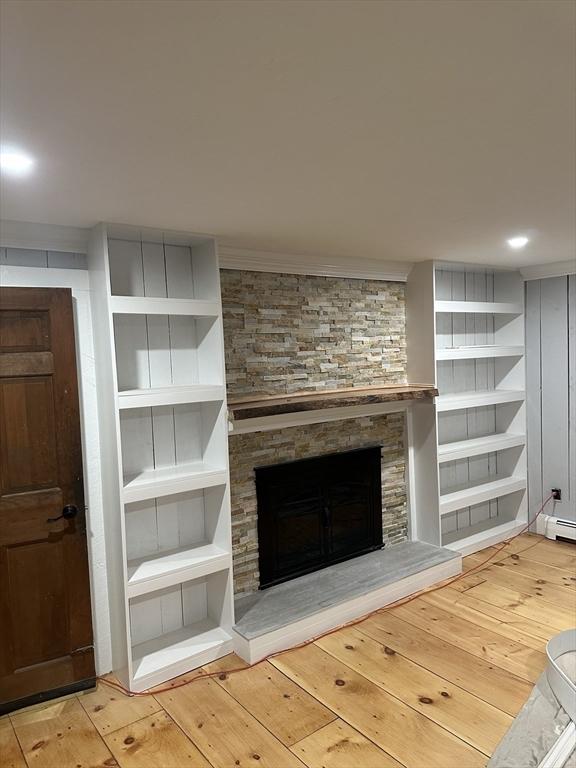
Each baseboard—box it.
[232,556,462,664]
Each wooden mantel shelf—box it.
[228,384,437,421]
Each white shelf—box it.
[127,544,230,598]
[118,385,225,409]
[131,620,234,691]
[436,345,524,360]
[435,301,523,315]
[123,461,227,503]
[436,389,525,411]
[443,520,527,556]
[111,296,220,316]
[438,433,526,463]
[440,475,527,516]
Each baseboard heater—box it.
[544,516,576,544]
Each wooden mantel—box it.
[228,384,437,421]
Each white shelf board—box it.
[435,300,523,314]
[118,385,225,409]
[110,296,220,316]
[127,544,231,598]
[131,620,233,691]
[438,433,526,463]
[436,390,525,412]
[440,475,527,516]
[123,461,227,503]
[436,345,524,361]
[443,520,527,556]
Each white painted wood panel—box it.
[526,275,575,523]
[569,275,576,512]
[541,278,570,511]
[525,280,543,526]
[109,239,144,296]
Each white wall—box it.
[0,252,112,674]
[526,274,576,525]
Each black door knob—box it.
[47,504,79,523]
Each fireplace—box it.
[255,446,383,588]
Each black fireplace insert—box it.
[255,446,383,589]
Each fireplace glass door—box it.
[255,446,383,588]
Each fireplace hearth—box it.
[255,446,383,588]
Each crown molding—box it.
[520,260,576,281]
[217,244,411,282]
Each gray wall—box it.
[0,246,87,269]
[526,275,575,522]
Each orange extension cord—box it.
[99,494,554,698]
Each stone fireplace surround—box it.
[220,267,460,664]
[221,268,410,597]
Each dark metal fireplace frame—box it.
[255,446,383,589]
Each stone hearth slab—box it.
[234,540,460,642]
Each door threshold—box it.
[0,677,97,716]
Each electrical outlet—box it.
[551,488,562,501]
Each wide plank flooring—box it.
[5,533,573,768]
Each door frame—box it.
[0,264,110,676]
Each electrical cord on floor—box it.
[99,493,555,698]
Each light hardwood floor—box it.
[3,533,575,768]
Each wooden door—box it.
[0,287,95,714]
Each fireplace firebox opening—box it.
[255,446,383,589]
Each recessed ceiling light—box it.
[506,235,530,250]
[0,146,35,177]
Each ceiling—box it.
[1,0,574,267]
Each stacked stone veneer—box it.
[220,269,408,597]
[229,413,406,596]
[221,270,406,396]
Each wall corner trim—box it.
[520,260,576,281]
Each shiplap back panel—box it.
[125,492,207,561]
[120,405,205,479]
[129,580,209,647]
[128,569,228,649]
[114,314,208,390]
[526,275,575,521]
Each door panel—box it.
[8,540,68,668]
[0,287,95,713]
[0,377,58,492]
[0,309,50,352]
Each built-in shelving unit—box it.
[407,261,527,555]
[89,224,234,692]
